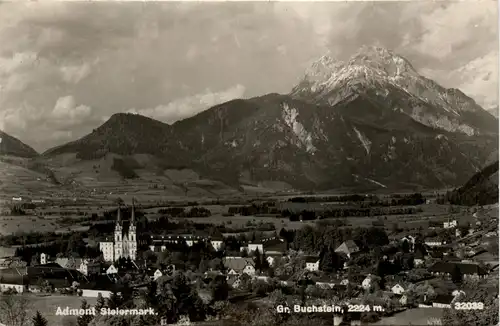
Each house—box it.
[444,220,458,229]
[240,243,264,254]
[340,278,350,286]
[432,295,454,308]
[263,238,287,254]
[78,260,100,277]
[362,274,376,290]
[266,252,284,267]
[304,256,320,271]
[391,283,405,295]
[428,262,488,279]
[81,288,112,298]
[414,250,425,267]
[0,281,26,293]
[55,258,82,270]
[335,240,360,258]
[399,294,408,306]
[79,275,120,298]
[277,275,294,287]
[106,265,118,275]
[209,236,224,251]
[153,269,164,281]
[40,253,50,265]
[180,235,203,247]
[425,238,444,246]
[223,257,255,276]
[0,257,27,270]
[401,236,415,252]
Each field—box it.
[0,215,59,236]
[24,294,97,325]
[373,307,445,325]
[164,203,473,231]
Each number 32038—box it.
[454,302,484,310]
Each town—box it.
[0,193,497,326]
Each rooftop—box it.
[428,262,488,275]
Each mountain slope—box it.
[444,161,499,206]
[0,130,38,158]
[41,46,498,191]
[42,113,188,165]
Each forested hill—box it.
[439,161,499,206]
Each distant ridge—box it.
[0,130,39,158]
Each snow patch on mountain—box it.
[281,102,316,154]
[352,174,387,188]
[352,126,372,154]
[365,177,387,188]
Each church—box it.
[99,203,137,262]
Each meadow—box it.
[25,294,98,326]
[373,307,445,325]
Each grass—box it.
[0,215,59,236]
[165,203,474,231]
[21,294,98,325]
[373,307,445,325]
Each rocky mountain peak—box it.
[348,45,417,77]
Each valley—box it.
[0,44,497,326]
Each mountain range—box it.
[1,46,498,193]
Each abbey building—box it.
[99,205,137,262]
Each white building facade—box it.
[99,205,137,262]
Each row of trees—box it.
[282,206,421,221]
[227,203,279,216]
[436,188,499,206]
[287,193,426,206]
[15,232,102,264]
[289,225,389,255]
[157,207,211,217]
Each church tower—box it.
[114,206,123,261]
[128,199,138,260]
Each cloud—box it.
[445,52,498,109]
[52,95,93,124]
[60,63,91,84]
[128,84,246,123]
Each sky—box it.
[0,0,497,152]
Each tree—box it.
[261,251,270,271]
[95,293,106,313]
[451,265,463,285]
[77,300,94,326]
[0,294,31,326]
[209,275,229,301]
[32,311,48,326]
[156,250,172,269]
[254,249,262,271]
[401,240,410,253]
[197,259,209,273]
[442,291,499,326]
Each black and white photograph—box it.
[0,1,498,325]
